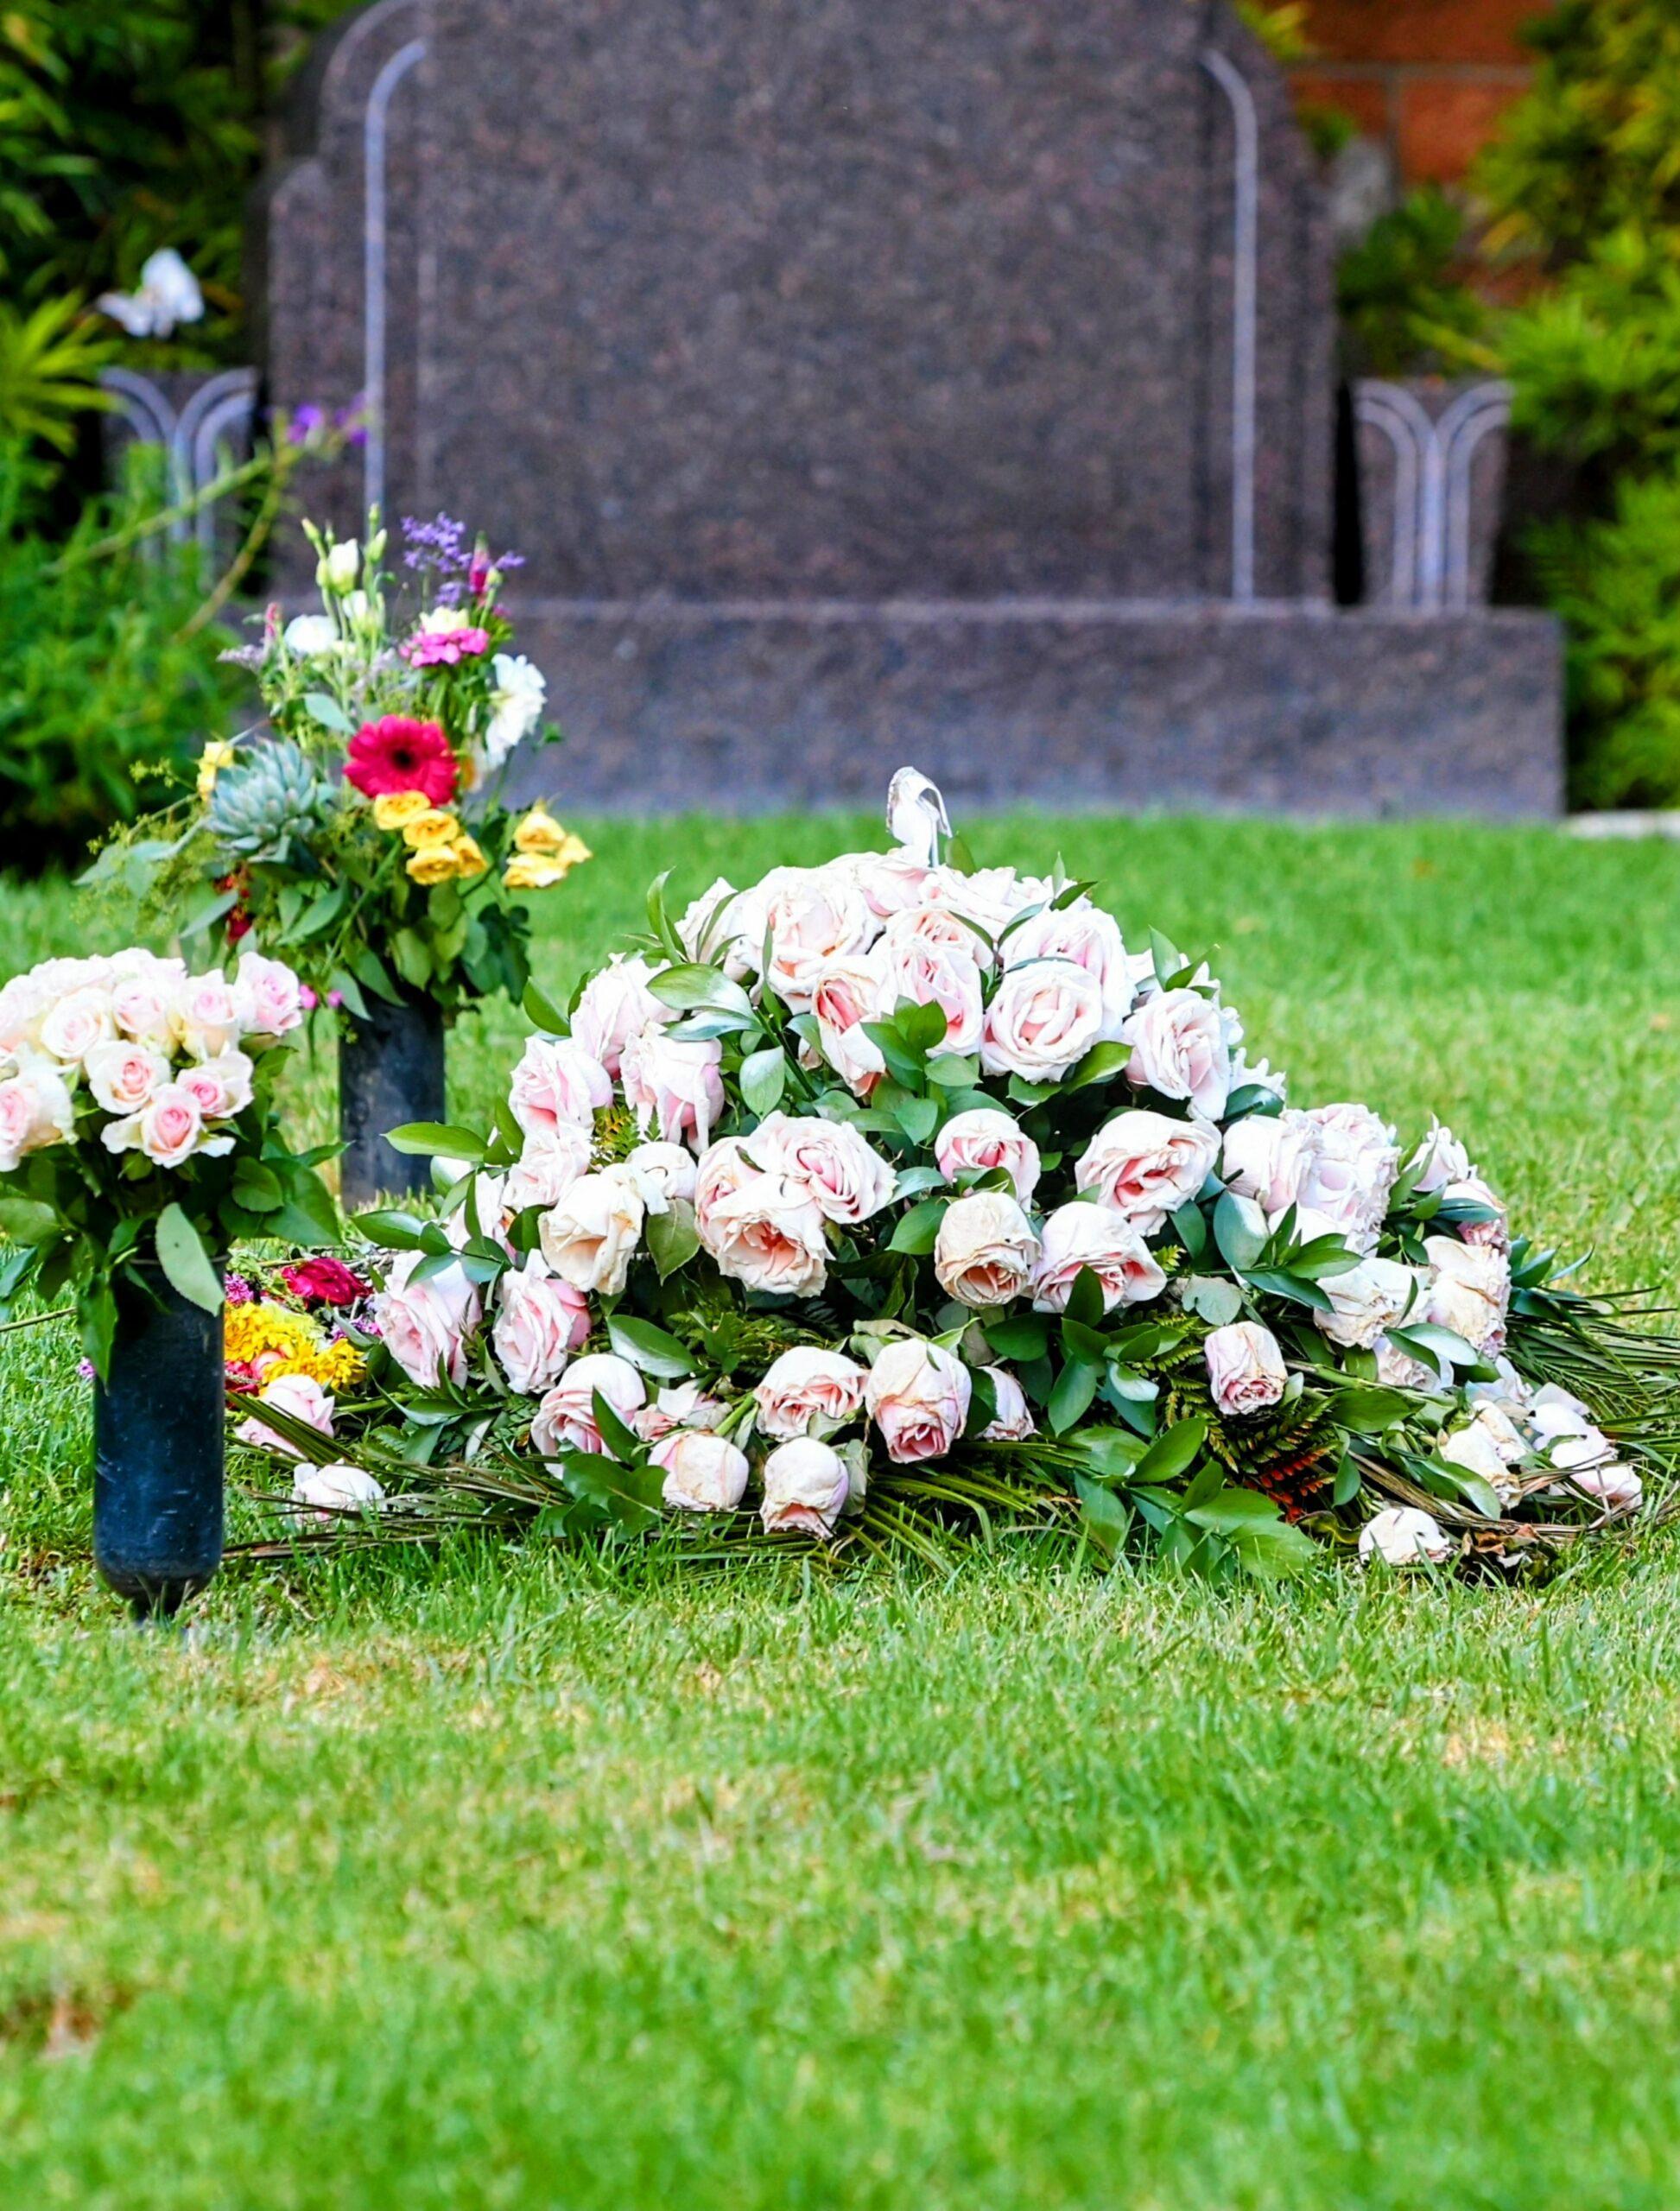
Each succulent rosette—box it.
[87,510,593,1023]
[0,948,339,1369]
[248,772,1677,1581]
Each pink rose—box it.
[100,1081,207,1170]
[109,957,183,1045]
[1442,1175,1510,1253]
[1220,1112,1316,1220]
[1076,1109,1220,1233]
[881,901,997,972]
[1408,1118,1472,1196]
[38,986,116,1067]
[504,1124,593,1214]
[507,1036,612,1137]
[878,934,985,1055]
[1122,989,1232,1119]
[620,1026,725,1150]
[1031,1204,1167,1315]
[1424,1237,1510,1354]
[572,955,669,1077]
[375,1251,482,1385]
[759,1113,894,1226]
[981,963,1106,1083]
[530,1353,645,1457]
[753,1346,870,1438]
[846,850,943,919]
[676,877,755,979]
[174,1048,254,1123]
[235,951,305,1037]
[980,1366,1037,1441]
[491,1259,591,1396]
[934,1190,1040,1308]
[236,1372,335,1458]
[760,867,878,1010]
[171,973,244,1059]
[1301,1103,1399,1256]
[632,1381,730,1442]
[83,1040,168,1118]
[865,1338,973,1463]
[1001,904,1133,1036]
[1204,1322,1288,1418]
[0,1064,74,1171]
[624,1141,698,1209]
[935,1107,1041,1205]
[812,953,889,1096]
[537,1166,644,1296]
[694,1137,829,1296]
[654,1429,750,1514]
[759,1437,852,1536]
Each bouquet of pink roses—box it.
[255,773,1676,1581]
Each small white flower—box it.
[97,247,203,338]
[485,653,548,767]
[282,613,340,657]
[1359,1506,1451,1568]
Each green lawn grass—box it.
[3,812,1680,2208]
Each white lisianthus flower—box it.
[484,652,548,767]
[934,1190,1041,1309]
[935,1107,1041,1206]
[530,1353,647,1458]
[1204,1323,1289,1418]
[282,613,340,656]
[760,1437,853,1536]
[1030,1204,1167,1315]
[1076,1110,1220,1234]
[753,1346,870,1438]
[655,1430,751,1515]
[319,539,360,593]
[1359,1506,1451,1568]
[1122,988,1232,1119]
[539,1165,646,1296]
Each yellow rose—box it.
[449,834,489,881]
[405,844,459,886]
[504,852,567,890]
[402,808,461,849]
[513,803,567,856]
[372,789,434,831]
[557,833,593,868]
[196,740,238,801]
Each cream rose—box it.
[491,1259,591,1396]
[1221,1111,1317,1220]
[980,962,1106,1083]
[572,954,669,1076]
[1551,1432,1643,1513]
[234,951,306,1037]
[864,1338,973,1463]
[877,934,986,1055]
[632,1381,730,1442]
[236,1372,335,1458]
[759,1437,853,1536]
[507,1035,612,1137]
[697,1169,829,1297]
[1359,1505,1451,1568]
[530,1353,646,1458]
[760,1113,894,1226]
[171,973,244,1059]
[620,1027,725,1150]
[1314,1255,1417,1350]
[1122,988,1231,1119]
[980,1367,1037,1441]
[847,849,945,919]
[503,1125,593,1215]
[38,985,116,1067]
[1030,1204,1167,1315]
[109,961,182,1045]
[83,1040,168,1118]
[1301,1102,1399,1255]
[654,1430,751,1514]
[1001,904,1132,1036]
[753,1346,870,1438]
[1204,1322,1288,1418]
[761,867,878,1010]
[624,1140,699,1209]
[812,953,889,1097]
[538,1165,645,1296]
[290,1462,385,1517]
[1423,1237,1510,1353]
[676,877,754,979]
[935,1107,1041,1205]
[0,1064,74,1171]
[375,1251,482,1386]
[174,1048,254,1123]
[1076,1109,1220,1233]
[934,1190,1040,1309]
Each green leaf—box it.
[1388,1322,1480,1372]
[523,979,570,1034]
[328,967,369,1021]
[739,1047,789,1118]
[1067,1041,1132,1091]
[897,999,949,1056]
[79,1282,118,1384]
[561,1453,665,1536]
[606,1315,697,1378]
[1432,1458,1501,1521]
[303,690,354,735]
[1065,1266,1106,1331]
[0,1197,60,1245]
[231,1161,283,1214]
[1171,1203,1208,1260]
[1074,1429,1145,1479]
[1136,1416,1207,1486]
[267,1168,342,1250]
[1049,1359,1100,1434]
[352,1208,429,1251]
[1327,1385,1416,1435]
[925,1055,979,1090]
[1060,1316,1112,1368]
[390,928,434,990]
[1181,1276,1243,1327]
[888,1197,948,1254]
[646,1201,701,1280]
[1075,1472,1132,1556]
[893,1096,940,1146]
[1214,1191,1269,1272]
[892,1165,948,1201]
[384,1123,489,1162]
[1241,1269,1334,1314]
[984,1313,1051,1360]
[154,1206,222,1315]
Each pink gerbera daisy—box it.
[344,716,458,804]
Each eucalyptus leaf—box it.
[154,1205,222,1315]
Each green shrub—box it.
[0,447,244,874]
[1338,187,1488,378]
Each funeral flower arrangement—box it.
[0,948,339,1368]
[258,772,1675,1578]
[90,510,592,1023]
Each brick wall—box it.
[1290,0,1550,185]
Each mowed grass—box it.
[3,811,1680,2208]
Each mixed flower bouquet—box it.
[242,772,1677,1579]
[90,510,592,1022]
[0,947,337,1365]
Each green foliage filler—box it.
[0,449,243,874]
[1338,187,1488,379]
[1475,2,1680,806]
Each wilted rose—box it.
[1424,1236,1510,1353]
[236,1372,335,1458]
[864,1338,973,1463]
[1359,1505,1451,1567]
[1314,1255,1417,1350]
[980,1366,1036,1441]
[753,1346,870,1438]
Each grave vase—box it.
[93,1265,225,1621]
[338,987,447,1209]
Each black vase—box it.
[338,988,446,1210]
[93,1268,225,1621]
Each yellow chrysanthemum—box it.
[402,808,461,849]
[372,789,435,831]
[196,740,238,801]
[264,1340,366,1391]
[225,1302,322,1367]
[449,834,488,881]
[406,843,460,886]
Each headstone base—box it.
[506,600,1563,820]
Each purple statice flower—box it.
[335,394,369,448]
[402,511,471,580]
[225,1273,257,1308]
[77,1359,95,1383]
[287,402,327,446]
